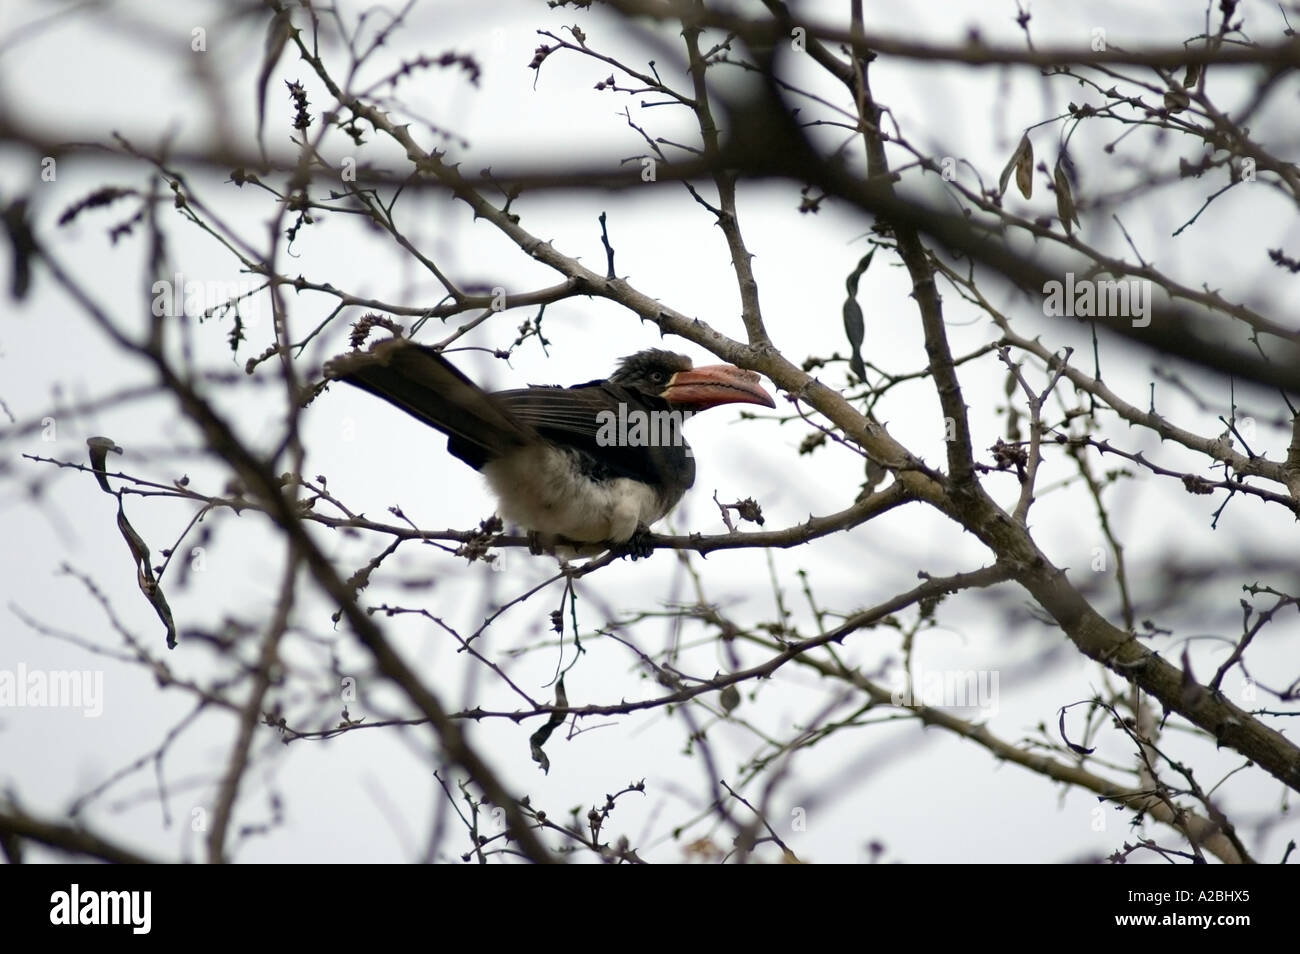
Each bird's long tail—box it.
[324,338,533,468]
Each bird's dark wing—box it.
[325,339,536,468]
[491,381,694,489]
[490,381,621,442]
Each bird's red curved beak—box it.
[660,364,776,410]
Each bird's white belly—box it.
[482,445,666,542]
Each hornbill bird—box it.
[324,338,776,554]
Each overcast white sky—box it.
[1,0,1297,863]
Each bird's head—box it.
[611,349,776,411]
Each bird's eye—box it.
[649,370,666,384]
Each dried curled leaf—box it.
[529,678,568,774]
[1057,707,1096,756]
[2,199,35,301]
[87,435,123,493]
[256,7,293,149]
[841,249,874,380]
[86,437,178,648]
[999,134,1034,199]
[1054,158,1080,234]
